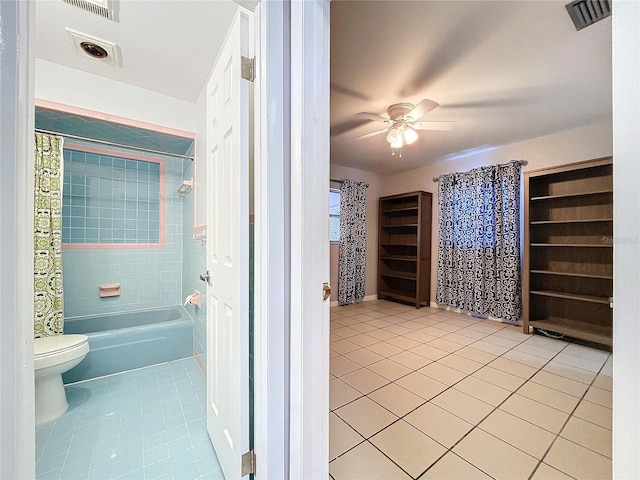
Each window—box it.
[329,188,340,244]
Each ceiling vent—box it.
[565,0,611,31]
[66,28,121,66]
[62,0,114,20]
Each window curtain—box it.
[338,180,368,305]
[436,161,521,322]
[34,133,65,337]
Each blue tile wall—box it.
[62,149,161,245]
[62,143,186,318]
[181,150,207,364]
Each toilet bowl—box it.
[34,334,90,426]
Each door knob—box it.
[200,271,211,283]
[322,282,331,302]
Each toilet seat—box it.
[35,334,88,358]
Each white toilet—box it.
[34,334,90,426]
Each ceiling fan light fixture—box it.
[386,128,399,145]
[403,127,418,145]
[391,135,403,149]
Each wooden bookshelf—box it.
[378,191,432,308]
[523,157,613,347]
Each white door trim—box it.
[288,1,330,477]
[0,1,36,479]
[612,1,640,478]
[253,1,290,478]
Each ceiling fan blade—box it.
[405,99,439,121]
[356,127,390,139]
[356,112,391,123]
[411,121,455,131]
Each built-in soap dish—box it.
[99,283,121,297]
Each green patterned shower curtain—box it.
[34,133,64,337]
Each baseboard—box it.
[430,302,521,325]
[330,294,378,307]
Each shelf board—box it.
[382,207,419,214]
[382,224,418,229]
[378,290,416,303]
[381,255,418,262]
[381,272,417,281]
[530,219,613,225]
[530,243,612,248]
[530,290,610,304]
[530,270,613,280]
[530,190,613,201]
[528,317,612,346]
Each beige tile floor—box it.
[329,300,612,480]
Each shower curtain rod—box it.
[35,128,195,161]
[432,159,528,182]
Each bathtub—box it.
[62,306,193,384]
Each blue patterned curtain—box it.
[436,161,521,322]
[338,180,367,305]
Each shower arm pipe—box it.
[34,128,194,160]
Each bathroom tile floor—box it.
[36,357,222,480]
[329,300,613,480]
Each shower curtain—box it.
[338,179,368,305]
[34,133,64,337]
[436,161,521,322]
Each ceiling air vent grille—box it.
[62,0,113,20]
[566,0,611,31]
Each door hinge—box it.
[609,296,613,309]
[241,450,256,476]
[241,56,255,82]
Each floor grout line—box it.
[330,301,612,479]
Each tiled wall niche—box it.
[62,145,164,247]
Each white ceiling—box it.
[35,0,239,103]
[330,1,612,174]
[35,1,612,176]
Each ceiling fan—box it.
[356,99,454,156]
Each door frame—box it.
[287,0,330,477]
[0,1,36,479]
[252,1,330,478]
[252,1,290,477]
[612,1,640,478]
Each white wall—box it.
[329,164,382,302]
[612,1,640,477]
[35,59,197,132]
[380,119,613,305]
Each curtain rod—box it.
[432,159,528,182]
[35,128,195,161]
[330,178,369,187]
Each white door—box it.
[205,8,252,480]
